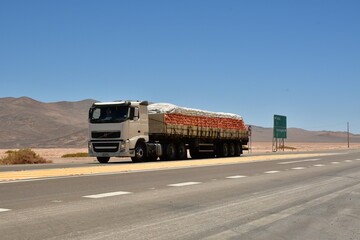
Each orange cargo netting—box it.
[164,113,247,130]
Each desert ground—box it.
[1,142,360,164]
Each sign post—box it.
[273,115,287,152]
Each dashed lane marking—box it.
[83,191,132,199]
[264,171,280,174]
[344,160,353,163]
[226,175,247,179]
[314,164,325,167]
[331,162,340,164]
[292,167,305,170]
[278,159,320,165]
[168,182,201,187]
[0,208,11,213]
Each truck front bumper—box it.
[88,140,135,157]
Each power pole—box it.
[347,122,350,148]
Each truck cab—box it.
[88,100,149,163]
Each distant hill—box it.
[0,97,359,148]
[0,97,96,148]
[250,126,360,143]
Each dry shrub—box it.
[0,149,52,165]
[61,152,89,158]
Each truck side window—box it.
[129,107,139,120]
[129,107,135,120]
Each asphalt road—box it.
[1,150,360,239]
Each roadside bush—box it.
[0,149,51,165]
[61,152,89,158]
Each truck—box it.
[88,101,249,163]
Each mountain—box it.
[0,97,96,148]
[0,97,359,148]
[250,126,360,143]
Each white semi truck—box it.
[88,100,249,163]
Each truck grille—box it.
[93,143,119,152]
[92,131,121,139]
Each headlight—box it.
[88,142,92,151]
[120,142,126,150]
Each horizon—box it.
[1,1,359,134]
[2,95,359,135]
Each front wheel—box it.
[131,142,147,163]
[97,157,110,163]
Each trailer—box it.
[88,101,249,163]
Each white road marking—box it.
[0,208,11,212]
[313,164,325,167]
[344,160,353,163]
[83,191,132,199]
[356,159,360,161]
[278,159,320,165]
[264,171,280,174]
[168,182,201,187]
[226,175,247,179]
[291,167,305,170]
[331,162,340,164]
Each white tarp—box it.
[148,103,243,121]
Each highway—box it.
[1,150,360,239]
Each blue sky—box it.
[1,0,359,133]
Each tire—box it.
[97,157,110,163]
[220,142,229,157]
[160,143,177,161]
[131,142,147,163]
[177,142,187,160]
[229,142,235,157]
[235,142,242,156]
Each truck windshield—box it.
[89,106,129,123]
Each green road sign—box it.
[274,115,287,139]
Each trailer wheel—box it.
[160,143,176,161]
[131,142,147,163]
[177,142,187,160]
[97,157,110,163]
[229,142,235,157]
[235,142,242,156]
[220,142,229,157]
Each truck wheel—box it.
[160,143,176,161]
[177,142,187,160]
[131,142,147,163]
[220,142,229,157]
[229,142,235,157]
[235,142,242,156]
[97,157,110,163]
